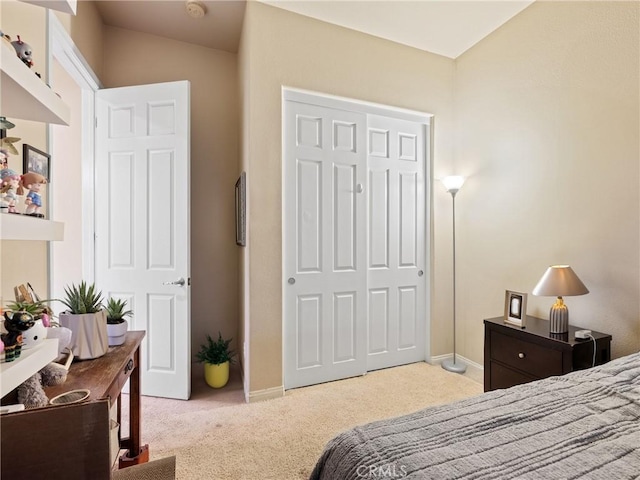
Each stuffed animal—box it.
[17,363,68,409]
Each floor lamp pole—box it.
[442,185,467,374]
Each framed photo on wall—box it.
[23,144,50,181]
[235,172,246,246]
[504,290,527,328]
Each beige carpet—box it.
[129,363,482,480]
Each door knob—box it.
[288,277,296,285]
[418,270,424,277]
[163,277,186,286]
[356,184,364,194]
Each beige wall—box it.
[237,4,252,397]
[454,1,640,361]
[1,0,49,305]
[241,2,456,396]
[101,26,240,358]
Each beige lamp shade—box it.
[532,265,589,297]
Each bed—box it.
[310,352,640,479]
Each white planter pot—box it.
[59,310,108,359]
[107,320,128,346]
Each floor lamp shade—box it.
[532,265,589,334]
[441,176,466,374]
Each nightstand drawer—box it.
[490,362,537,390]
[491,330,563,378]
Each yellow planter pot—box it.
[204,361,229,388]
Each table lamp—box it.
[532,265,589,334]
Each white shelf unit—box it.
[0,214,64,241]
[1,338,59,397]
[1,40,70,125]
[19,0,77,15]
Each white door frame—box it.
[48,12,102,288]
[281,87,433,386]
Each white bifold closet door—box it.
[284,95,427,390]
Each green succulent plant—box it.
[105,298,133,325]
[195,332,235,366]
[61,281,104,314]
[5,299,50,317]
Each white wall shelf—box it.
[19,0,77,15]
[1,41,70,125]
[0,338,59,398]
[0,214,64,241]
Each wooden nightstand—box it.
[484,316,611,392]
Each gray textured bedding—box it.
[310,352,640,479]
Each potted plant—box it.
[195,332,235,388]
[58,281,108,359]
[105,298,132,346]
[4,298,51,349]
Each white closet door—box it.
[284,100,367,389]
[366,114,426,370]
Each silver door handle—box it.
[288,277,296,285]
[356,184,364,193]
[163,277,185,286]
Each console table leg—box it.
[119,444,150,469]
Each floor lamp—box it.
[441,175,467,374]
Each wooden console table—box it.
[1,331,149,479]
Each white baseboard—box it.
[247,385,284,403]
[429,354,484,384]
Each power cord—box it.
[586,333,596,367]
[575,329,597,368]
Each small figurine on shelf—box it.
[0,148,8,169]
[18,172,47,218]
[0,167,20,214]
[1,310,32,362]
[11,35,33,68]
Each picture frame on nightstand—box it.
[504,290,527,328]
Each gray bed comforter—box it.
[310,352,640,479]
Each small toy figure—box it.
[11,35,33,68]
[0,167,20,213]
[0,149,8,170]
[18,172,47,217]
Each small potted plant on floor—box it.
[105,298,133,346]
[196,332,235,388]
[58,281,108,359]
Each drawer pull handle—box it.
[124,359,134,374]
[518,353,525,359]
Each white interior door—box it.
[95,81,191,400]
[284,100,367,389]
[366,114,426,370]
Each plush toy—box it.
[17,363,68,409]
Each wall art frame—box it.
[235,171,246,246]
[504,290,527,328]
[23,143,50,181]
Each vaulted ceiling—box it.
[94,0,534,58]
